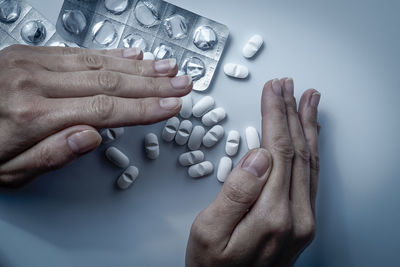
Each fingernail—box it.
[241,149,271,178]
[170,75,192,90]
[122,48,141,58]
[155,58,177,73]
[272,78,282,96]
[310,91,321,107]
[67,130,101,154]
[160,97,181,110]
[284,77,294,95]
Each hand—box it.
[186,78,320,267]
[0,45,192,187]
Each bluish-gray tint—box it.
[0,0,399,266]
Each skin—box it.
[0,45,193,187]
[0,46,321,266]
[186,78,321,266]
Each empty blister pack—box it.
[0,0,74,49]
[56,0,230,91]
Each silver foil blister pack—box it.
[0,0,74,49]
[56,0,230,91]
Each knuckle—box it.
[82,54,104,70]
[294,145,311,163]
[135,100,147,119]
[132,61,144,75]
[38,145,60,170]
[144,78,160,95]
[97,71,120,93]
[269,214,292,235]
[90,95,116,121]
[0,173,24,188]
[9,69,36,90]
[270,134,294,161]
[294,220,316,243]
[9,98,43,125]
[222,180,255,206]
[61,47,80,55]
[310,154,320,172]
[190,212,218,248]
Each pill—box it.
[117,166,139,190]
[201,107,226,127]
[180,94,193,119]
[203,125,225,148]
[188,125,206,150]
[242,34,263,59]
[175,120,193,145]
[144,133,159,159]
[178,150,204,167]
[188,161,214,178]
[162,117,180,142]
[225,130,241,156]
[105,146,130,168]
[192,96,215,117]
[223,63,249,79]
[246,127,260,150]
[100,128,124,144]
[143,51,155,60]
[217,156,232,183]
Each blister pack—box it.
[56,0,230,91]
[0,0,74,49]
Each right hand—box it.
[186,78,321,267]
[0,45,192,187]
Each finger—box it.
[299,89,321,214]
[38,70,192,98]
[3,44,143,59]
[37,53,178,77]
[0,125,101,188]
[194,149,272,244]
[281,78,313,213]
[260,78,293,195]
[44,96,182,130]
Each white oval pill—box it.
[178,150,204,167]
[242,34,263,59]
[203,125,225,148]
[144,133,159,159]
[188,125,206,150]
[192,96,215,117]
[117,166,139,190]
[246,127,260,150]
[100,127,124,144]
[201,107,226,127]
[217,156,232,183]
[105,146,130,168]
[188,161,214,178]
[224,63,249,79]
[143,51,155,60]
[225,130,240,156]
[175,120,193,145]
[180,94,193,119]
[162,117,180,142]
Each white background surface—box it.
[0,0,399,266]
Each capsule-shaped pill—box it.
[225,130,240,156]
[180,94,193,119]
[242,34,263,59]
[144,133,159,159]
[162,117,180,142]
[203,125,225,148]
[217,156,232,183]
[245,127,260,150]
[201,107,226,127]
[117,166,139,190]
[100,128,124,144]
[188,161,214,178]
[105,146,130,168]
[143,51,155,60]
[192,96,215,117]
[178,150,204,166]
[188,125,206,150]
[224,63,249,79]
[175,120,193,145]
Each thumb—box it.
[0,125,102,188]
[193,148,272,243]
